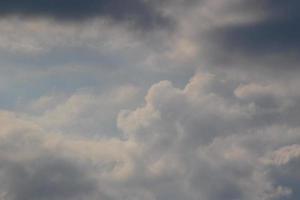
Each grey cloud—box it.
[2,69,300,200]
[117,72,300,200]
[0,112,100,200]
[0,0,172,30]
[213,0,300,53]
[0,156,97,200]
[266,145,300,200]
[201,0,300,73]
[1,1,300,200]
[3,69,300,200]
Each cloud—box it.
[22,85,140,137]
[0,111,98,200]
[193,0,300,74]
[117,72,300,200]
[152,0,300,77]
[0,110,141,200]
[213,0,300,54]
[264,145,300,200]
[0,0,172,30]
[2,69,300,200]
[0,156,98,200]
[1,1,300,200]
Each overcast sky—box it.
[1,1,300,200]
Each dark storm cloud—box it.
[0,0,172,29]
[205,0,300,71]
[216,0,300,53]
[214,16,300,55]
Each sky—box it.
[0,1,300,200]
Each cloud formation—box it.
[196,0,300,73]
[3,71,300,200]
[117,73,300,200]
[1,1,300,200]
[0,0,172,29]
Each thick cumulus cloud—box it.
[2,71,300,200]
[0,0,172,29]
[117,73,300,200]
[0,111,142,200]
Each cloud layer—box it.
[0,0,172,29]
[1,1,300,200]
[2,71,300,200]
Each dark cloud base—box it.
[203,0,300,73]
[0,0,172,29]
[219,0,300,54]
[0,154,98,200]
